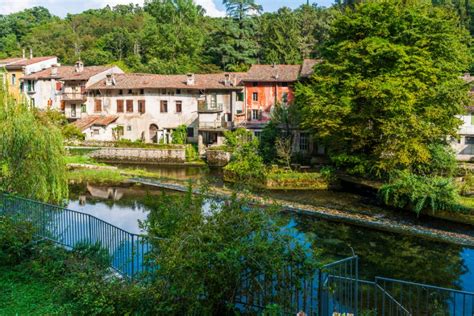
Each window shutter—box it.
[258,110,263,120]
[247,109,251,121]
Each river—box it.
[67,179,474,293]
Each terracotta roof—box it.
[61,66,116,81]
[22,65,116,81]
[0,57,26,66]
[88,73,246,90]
[22,66,74,80]
[73,115,119,131]
[6,56,57,69]
[243,64,301,82]
[300,59,321,78]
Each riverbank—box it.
[127,178,474,247]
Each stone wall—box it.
[206,149,231,167]
[91,147,186,163]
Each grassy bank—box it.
[0,265,69,315]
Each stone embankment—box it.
[90,147,186,164]
[128,177,474,247]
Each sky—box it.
[0,0,335,17]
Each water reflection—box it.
[68,183,474,292]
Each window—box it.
[11,74,15,86]
[56,82,62,91]
[127,125,132,131]
[116,100,124,113]
[254,131,262,140]
[128,89,133,94]
[176,89,181,95]
[466,137,474,144]
[140,89,145,95]
[126,100,133,112]
[252,109,261,121]
[27,80,34,92]
[237,92,244,102]
[94,99,102,112]
[81,104,86,113]
[252,92,258,101]
[71,104,76,117]
[282,82,288,87]
[118,90,123,95]
[210,94,217,109]
[92,128,100,136]
[252,82,258,87]
[282,92,288,104]
[176,101,182,113]
[300,133,309,151]
[160,100,168,113]
[138,100,146,114]
[187,127,194,138]
[30,98,35,107]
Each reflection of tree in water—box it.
[290,213,467,289]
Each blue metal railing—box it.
[1,193,474,315]
[0,194,152,279]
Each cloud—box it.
[0,0,225,17]
[94,0,225,17]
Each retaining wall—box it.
[91,147,186,163]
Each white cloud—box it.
[0,0,225,17]
[0,0,35,14]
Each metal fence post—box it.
[318,269,323,316]
[131,234,135,280]
[355,256,359,316]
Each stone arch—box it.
[149,124,159,143]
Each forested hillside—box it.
[0,0,473,73]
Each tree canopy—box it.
[0,87,68,204]
[295,0,472,178]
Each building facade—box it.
[3,56,58,101]
[78,73,244,144]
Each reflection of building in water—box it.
[86,183,124,201]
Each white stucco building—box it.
[78,73,245,144]
[21,61,123,113]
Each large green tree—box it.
[0,87,68,203]
[295,0,471,178]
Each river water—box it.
[67,179,474,293]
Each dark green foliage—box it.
[142,187,318,314]
[259,121,281,163]
[0,216,35,266]
[379,171,466,215]
[296,0,471,179]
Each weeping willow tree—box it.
[0,85,68,204]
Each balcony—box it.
[199,121,232,130]
[198,102,223,113]
[62,92,87,101]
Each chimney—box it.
[29,48,33,59]
[105,73,115,86]
[22,49,26,59]
[224,73,231,87]
[186,73,195,86]
[75,60,84,73]
[51,64,58,76]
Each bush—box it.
[171,125,188,144]
[0,216,35,266]
[223,129,267,183]
[379,171,465,215]
[185,144,200,162]
[62,124,85,141]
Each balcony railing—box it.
[198,103,223,113]
[199,121,232,129]
[62,92,87,101]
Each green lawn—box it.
[0,266,70,315]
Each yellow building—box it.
[0,56,58,100]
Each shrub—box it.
[379,171,465,215]
[171,125,188,144]
[185,144,200,162]
[0,216,35,266]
